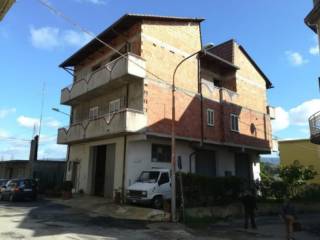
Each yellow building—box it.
[279,139,320,184]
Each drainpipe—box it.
[121,136,127,203]
[198,56,204,147]
[219,88,226,143]
[121,84,130,203]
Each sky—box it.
[0,0,319,160]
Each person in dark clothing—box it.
[241,189,257,229]
[281,198,296,240]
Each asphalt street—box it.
[0,199,319,240]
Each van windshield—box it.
[137,171,160,183]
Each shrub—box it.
[62,181,73,192]
[176,173,247,208]
[296,184,320,201]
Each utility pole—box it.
[171,46,210,221]
[29,135,39,178]
[171,49,204,222]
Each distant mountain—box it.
[260,156,280,165]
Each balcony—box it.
[60,53,146,105]
[57,109,147,144]
[309,111,320,144]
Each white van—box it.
[126,169,171,209]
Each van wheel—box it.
[152,196,163,209]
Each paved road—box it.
[0,199,319,239]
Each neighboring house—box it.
[305,0,320,144]
[0,159,66,192]
[57,14,274,198]
[0,0,15,21]
[279,139,320,184]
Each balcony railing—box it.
[60,53,146,105]
[309,111,320,144]
[57,108,147,144]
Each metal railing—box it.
[57,108,146,143]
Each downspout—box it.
[198,56,204,147]
[219,88,226,143]
[121,83,129,202]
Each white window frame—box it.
[89,106,99,120]
[207,109,214,126]
[109,99,121,114]
[230,114,239,132]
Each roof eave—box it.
[59,14,205,68]
[238,45,273,89]
[305,4,320,33]
[200,51,239,71]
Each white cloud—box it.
[272,107,290,132]
[30,26,60,50]
[0,107,16,119]
[289,99,320,126]
[309,45,319,55]
[39,144,67,160]
[285,51,308,66]
[45,118,62,129]
[0,129,9,138]
[272,99,320,133]
[62,30,92,48]
[30,26,92,50]
[17,116,63,130]
[17,116,40,129]
[309,36,319,56]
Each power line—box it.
[0,136,30,141]
[36,0,319,156]
[36,0,165,83]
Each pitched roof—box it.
[59,14,204,67]
[305,2,320,33]
[209,39,273,89]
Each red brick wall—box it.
[146,82,271,150]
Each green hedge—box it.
[176,173,247,207]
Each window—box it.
[207,109,214,126]
[109,99,121,114]
[158,172,170,185]
[137,171,160,183]
[151,144,171,162]
[230,114,239,132]
[213,78,222,87]
[89,106,99,120]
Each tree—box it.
[279,160,317,198]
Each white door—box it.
[158,172,171,199]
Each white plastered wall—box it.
[125,138,194,187]
[67,137,125,195]
[215,149,235,176]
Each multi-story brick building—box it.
[57,14,274,199]
[306,0,320,144]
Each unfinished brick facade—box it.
[58,14,273,197]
